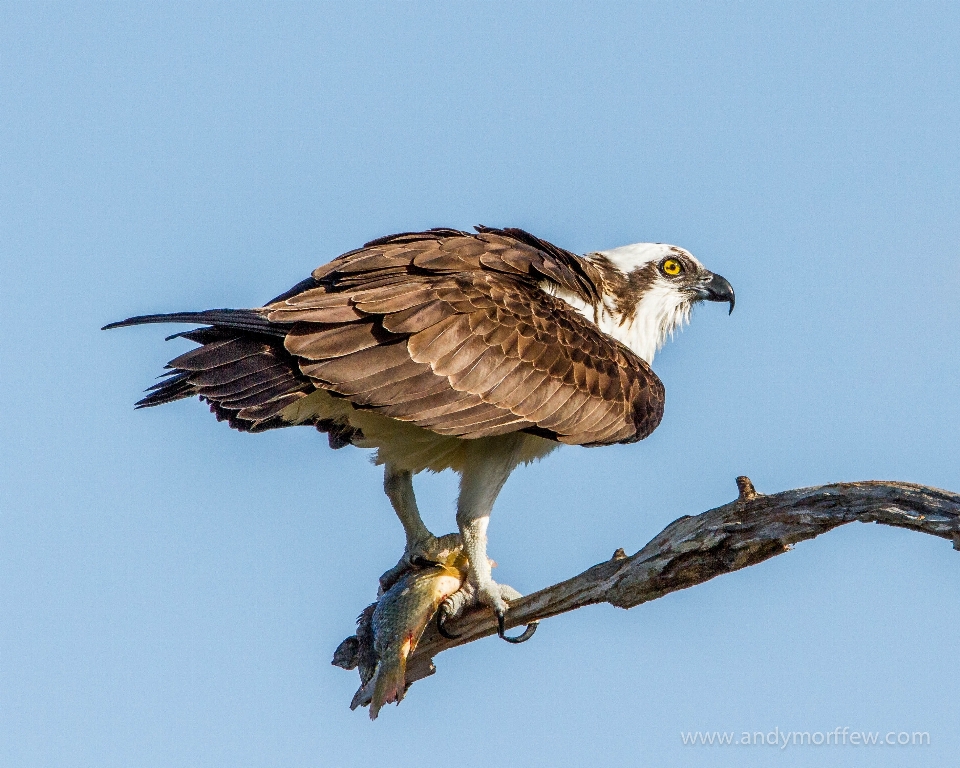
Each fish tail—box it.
[369,644,411,720]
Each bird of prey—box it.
[105,226,734,640]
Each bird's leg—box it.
[379,464,461,592]
[453,443,518,619]
[438,439,537,642]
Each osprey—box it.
[105,226,734,641]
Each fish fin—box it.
[350,678,374,711]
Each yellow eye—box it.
[662,258,682,276]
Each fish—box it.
[363,556,467,720]
[334,549,535,718]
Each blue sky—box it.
[2,2,959,767]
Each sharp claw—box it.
[505,622,538,643]
[436,608,462,640]
[496,611,539,644]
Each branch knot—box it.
[736,476,759,501]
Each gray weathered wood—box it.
[411,477,960,660]
[338,477,960,703]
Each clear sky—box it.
[2,2,959,767]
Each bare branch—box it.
[412,478,959,652]
[336,477,960,704]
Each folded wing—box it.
[264,228,664,445]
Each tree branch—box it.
[336,477,960,703]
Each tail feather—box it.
[102,308,288,338]
[105,304,362,444]
[135,373,194,407]
[167,336,271,372]
[164,327,232,343]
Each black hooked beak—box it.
[696,272,735,314]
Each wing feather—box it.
[219,380,308,410]
[458,419,534,439]
[404,315,461,359]
[299,340,412,381]
[237,393,305,421]
[168,337,270,371]
[380,389,487,420]
[447,347,518,390]
[255,228,664,444]
[328,360,432,398]
[286,322,393,360]
[381,300,455,334]
[508,376,565,416]
[418,402,507,430]
[485,366,550,409]
[539,389,596,432]
[267,305,366,323]
[353,287,435,314]
[366,370,453,404]
[522,381,580,423]
[197,365,293,399]
[188,355,280,386]
[430,334,490,378]
[407,314,473,361]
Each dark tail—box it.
[102,308,287,338]
[103,305,361,444]
[103,307,313,432]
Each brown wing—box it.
[127,324,357,444]
[264,228,664,445]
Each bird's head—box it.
[588,242,735,363]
